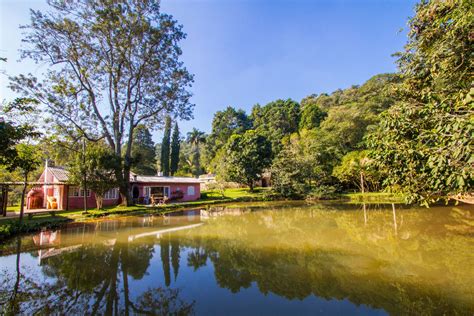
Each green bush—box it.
[306,185,339,200]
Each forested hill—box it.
[196,73,400,197]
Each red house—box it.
[26,164,201,210]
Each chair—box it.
[46,196,58,209]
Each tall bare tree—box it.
[10,0,194,205]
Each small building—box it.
[198,173,216,190]
[26,164,201,210]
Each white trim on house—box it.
[68,187,91,197]
[144,186,171,198]
[104,188,119,200]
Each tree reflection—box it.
[0,232,194,315]
[187,247,208,271]
[160,236,171,286]
[171,237,180,281]
[174,203,474,315]
[1,203,472,315]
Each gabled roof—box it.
[49,167,70,182]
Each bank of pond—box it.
[0,201,473,315]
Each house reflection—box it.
[31,209,205,264]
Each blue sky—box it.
[1,0,417,141]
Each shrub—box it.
[306,185,339,200]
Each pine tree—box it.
[131,125,156,175]
[160,116,171,176]
[170,122,180,176]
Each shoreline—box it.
[0,191,408,241]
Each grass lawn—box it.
[6,205,20,212]
[203,187,271,199]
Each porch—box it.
[0,181,69,217]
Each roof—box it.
[39,167,200,184]
[48,167,70,182]
[130,174,201,184]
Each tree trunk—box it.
[118,123,134,206]
[363,202,367,225]
[96,195,103,210]
[392,203,398,236]
[118,166,132,206]
[82,138,88,213]
[122,248,130,316]
[360,171,365,194]
[1,185,7,217]
[19,173,27,224]
[8,236,22,314]
[248,180,254,192]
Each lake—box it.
[0,201,473,315]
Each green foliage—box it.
[131,125,156,175]
[222,130,272,190]
[271,130,331,197]
[333,150,381,192]
[186,128,206,176]
[69,142,120,209]
[205,106,252,163]
[306,185,338,200]
[0,121,33,171]
[299,94,327,129]
[251,99,300,153]
[368,0,474,204]
[160,116,172,176]
[12,144,42,180]
[170,122,180,176]
[0,98,41,171]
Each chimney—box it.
[45,159,49,182]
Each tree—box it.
[0,98,42,222]
[368,0,473,204]
[12,144,42,222]
[0,98,40,167]
[223,130,272,191]
[333,150,381,193]
[186,128,206,176]
[0,120,33,167]
[160,117,172,176]
[205,107,252,159]
[170,122,180,176]
[10,0,194,205]
[299,95,327,130]
[251,99,300,154]
[131,125,156,175]
[69,142,120,209]
[270,130,330,197]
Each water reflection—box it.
[0,202,473,315]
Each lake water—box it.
[0,201,473,315]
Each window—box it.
[104,188,119,200]
[145,186,170,197]
[187,186,195,196]
[68,187,91,197]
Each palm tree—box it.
[186,128,206,176]
[186,128,206,147]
